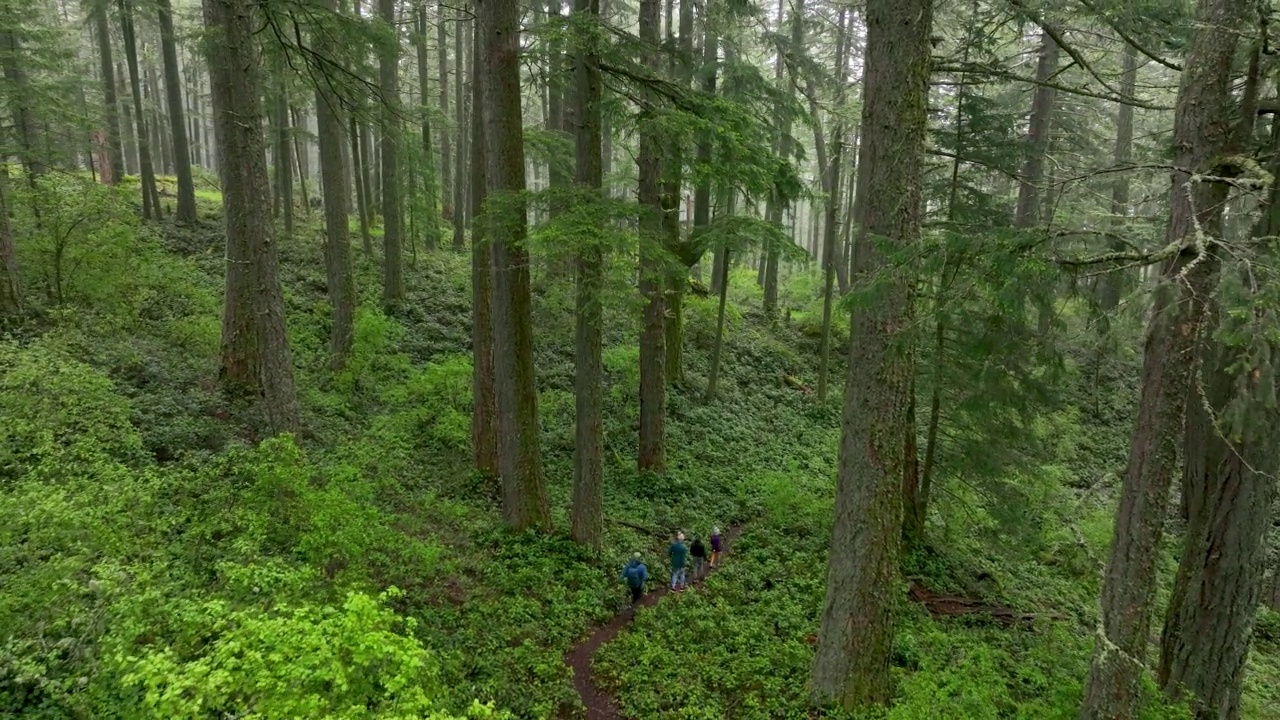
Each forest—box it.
[1,0,1280,717]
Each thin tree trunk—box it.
[705,184,735,402]
[1098,42,1138,315]
[292,107,310,215]
[469,16,498,479]
[480,0,551,530]
[205,0,301,435]
[437,0,453,224]
[93,1,125,185]
[1,11,43,183]
[380,0,404,310]
[313,0,356,369]
[274,66,294,237]
[637,0,666,474]
[571,0,604,551]
[148,61,172,176]
[545,0,568,218]
[453,5,467,250]
[119,68,139,177]
[119,1,160,218]
[158,0,197,222]
[351,121,373,255]
[762,0,792,319]
[0,167,21,314]
[417,1,442,250]
[1079,0,1245,715]
[810,0,933,708]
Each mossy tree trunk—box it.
[379,0,403,312]
[157,0,197,223]
[480,0,551,530]
[636,0,666,474]
[571,0,604,551]
[205,0,301,435]
[1079,0,1245,715]
[809,0,933,708]
[469,14,498,480]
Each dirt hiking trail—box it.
[562,526,744,720]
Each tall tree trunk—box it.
[1,10,44,183]
[0,167,21,315]
[118,68,139,177]
[815,7,848,405]
[157,0,197,222]
[480,0,551,530]
[571,0,604,551]
[545,0,568,218]
[437,0,453,223]
[453,5,468,250]
[1079,0,1246,716]
[291,106,310,214]
[1014,30,1058,229]
[351,121,373,255]
[148,61,173,176]
[205,0,301,435]
[637,0,666,474]
[469,17,498,479]
[416,1,443,250]
[658,0,694,385]
[274,65,294,237]
[1155,65,1277,719]
[1098,42,1138,315]
[313,0,356,370]
[705,184,734,402]
[119,1,160,219]
[93,1,125,185]
[810,0,932,708]
[761,0,791,319]
[379,0,404,310]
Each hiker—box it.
[690,535,708,580]
[709,527,723,568]
[669,532,688,591]
[621,552,648,607]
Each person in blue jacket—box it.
[621,552,649,607]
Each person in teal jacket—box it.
[668,532,688,590]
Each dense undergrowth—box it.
[0,175,1276,719]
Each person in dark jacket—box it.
[621,552,648,607]
[668,532,688,590]
[690,536,708,580]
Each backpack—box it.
[624,563,645,588]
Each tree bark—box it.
[467,19,498,479]
[1098,42,1137,314]
[119,0,159,219]
[479,0,550,530]
[810,0,932,708]
[637,0,666,474]
[437,0,454,224]
[157,0,197,223]
[119,68,138,177]
[313,0,356,370]
[1,11,44,184]
[453,5,468,251]
[0,167,21,315]
[93,1,125,185]
[705,184,735,402]
[1079,0,1246,716]
[659,0,693,384]
[571,0,604,551]
[1014,30,1058,230]
[274,65,294,237]
[416,1,443,250]
[1156,65,1280,719]
[379,0,404,311]
[205,0,301,435]
[351,120,373,255]
[761,0,792,319]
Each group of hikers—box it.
[620,528,724,607]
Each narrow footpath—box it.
[562,526,743,720]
